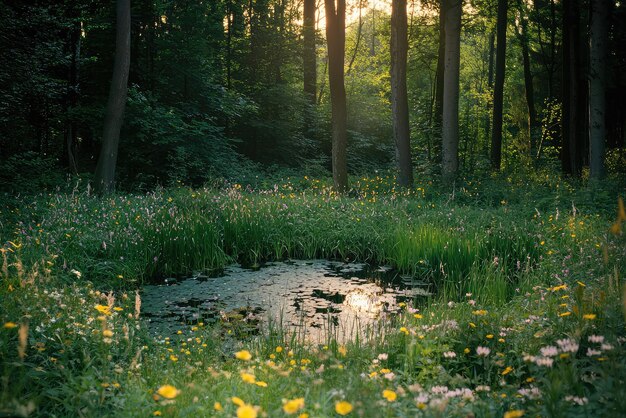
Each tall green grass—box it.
[1,174,624,417]
[4,183,544,301]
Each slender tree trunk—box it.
[517,1,539,157]
[346,0,364,75]
[325,0,348,192]
[441,0,462,181]
[272,0,286,83]
[303,0,316,102]
[490,0,508,170]
[149,13,156,91]
[484,30,495,156]
[226,1,233,89]
[94,0,131,194]
[548,0,558,98]
[64,17,81,174]
[561,0,582,176]
[370,7,376,56]
[391,0,413,187]
[318,53,328,104]
[588,0,608,179]
[434,0,446,141]
[303,0,317,141]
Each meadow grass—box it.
[1,173,625,417]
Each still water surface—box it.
[141,260,431,342]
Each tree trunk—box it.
[325,0,348,192]
[549,0,557,98]
[434,0,446,143]
[517,0,539,157]
[561,0,582,176]
[64,17,81,174]
[226,1,233,89]
[346,0,364,75]
[93,0,131,194]
[370,7,376,56]
[303,0,316,103]
[490,0,508,170]
[272,0,286,83]
[588,0,608,179]
[318,53,328,104]
[441,0,462,181]
[391,0,413,187]
[484,30,495,156]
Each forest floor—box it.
[1,173,625,417]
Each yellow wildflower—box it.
[102,329,113,338]
[583,314,596,320]
[503,410,525,418]
[214,402,223,411]
[335,401,353,415]
[3,322,17,329]
[232,397,245,406]
[472,310,488,316]
[237,404,257,418]
[95,304,111,315]
[382,389,397,402]
[501,366,513,375]
[399,327,409,335]
[240,372,256,384]
[235,350,252,361]
[282,397,305,414]
[156,384,180,399]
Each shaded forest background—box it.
[1,0,625,192]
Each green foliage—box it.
[119,88,252,188]
[1,175,625,416]
[0,152,66,193]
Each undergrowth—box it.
[1,173,625,417]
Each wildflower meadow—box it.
[1,174,625,417]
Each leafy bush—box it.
[0,152,65,193]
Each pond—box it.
[140,260,432,343]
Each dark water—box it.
[140,260,431,342]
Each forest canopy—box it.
[0,0,625,191]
